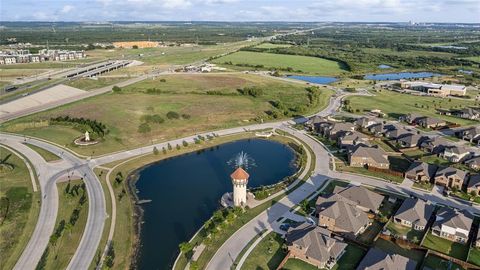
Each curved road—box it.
[0,134,106,270]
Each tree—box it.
[65,181,71,194]
[104,242,115,268]
[412,236,419,244]
[176,144,181,150]
[300,199,309,214]
[162,147,167,154]
[138,123,151,134]
[112,86,121,93]
[153,146,159,155]
[183,140,189,147]
[190,261,199,270]
[167,143,172,150]
[471,190,478,197]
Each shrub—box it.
[182,140,188,147]
[166,111,180,119]
[112,86,121,93]
[182,114,191,119]
[153,146,159,155]
[138,123,151,134]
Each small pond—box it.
[286,75,338,84]
[133,138,297,269]
[364,72,441,81]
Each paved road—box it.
[205,126,480,270]
[0,134,106,270]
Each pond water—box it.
[378,64,392,69]
[286,75,338,84]
[133,138,297,269]
[364,72,441,81]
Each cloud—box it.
[61,5,74,13]
[162,0,192,8]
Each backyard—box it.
[422,233,470,261]
[240,232,286,270]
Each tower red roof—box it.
[230,167,250,179]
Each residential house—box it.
[395,133,426,148]
[415,117,447,129]
[431,208,473,243]
[316,193,371,236]
[456,126,480,143]
[337,131,370,149]
[356,117,376,129]
[384,127,409,140]
[441,146,472,163]
[305,116,329,132]
[349,146,390,169]
[356,248,417,270]
[434,167,469,190]
[323,122,356,140]
[368,123,385,136]
[419,136,449,154]
[404,162,438,182]
[401,113,424,125]
[286,223,347,269]
[448,108,480,120]
[466,157,480,170]
[334,186,384,213]
[467,174,480,195]
[393,198,434,231]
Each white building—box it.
[230,167,249,207]
[400,81,467,97]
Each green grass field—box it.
[469,247,480,266]
[0,147,39,270]
[3,73,333,156]
[212,51,346,75]
[64,77,129,90]
[332,244,367,270]
[422,233,469,261]
[465,56,480,63]
[42,179,88,269]
[240,232,286,270]
[374,238,425,262]
[283,258,318,270]
[24,143,61,162]
[346,90,478,126]
[424,254,465,270]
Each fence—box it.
[366,166,404,177]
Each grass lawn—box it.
[423,254,466,270]
[420,155,471,171]
[337,164,404,184]
[412,181,434,191]
[240,232,286,270]
[374,238,425,262]
[331,244,367,270]
[3,73,334,156]
[24,143,61,162]
[357,220,384,245]
[282,258,318,270]
[451,191,480,204]
[255,43,293,49]
[468,247,480,266]
[422,233,469,261]
[0,147,40,270]
[346,90,478,126]
[402,149,426,160]
[386,222,424,241]
[319,179,350,196]
[64,77,128,90]
[371,139,397,153]
[41,179,89,269]
[212,51,346,75]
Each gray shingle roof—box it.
[394,198,434,227]
[405,162,438,179]
[356,248,417,270]
[432,208,473,238]
[316,194,370,233]
[468,174,480,190]
[336,186,384,213]
[286,223,347,264]
[435,166,468,181]
[350,146,389,166]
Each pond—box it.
[286,75,338,84]
[133,138,297,269]
[364,72,441,81]
[378,64,392,69]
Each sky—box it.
[1,0,479,23]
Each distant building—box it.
[401,81,466,97]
